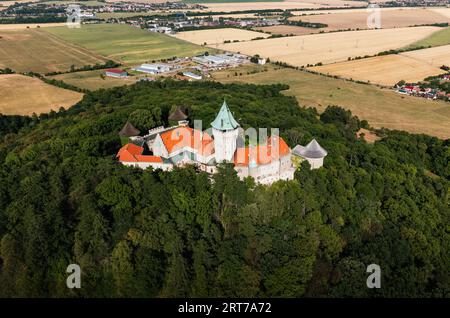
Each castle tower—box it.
[211,100,240,163]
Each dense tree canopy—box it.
[0,80,448,297]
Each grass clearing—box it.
[0,74,83,115]
[211,64,450,139]
[408,27,450,49]
[48,69,138,91]
[44,24,214,65]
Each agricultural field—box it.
[44,24,213,65]
[402,44,450,68]
[211,64,450,139]
[255,25,322,36]
[0,23,66,30]
[289,8,450,31]
[0,74,83,115]
[197,0,367,12]
[309,54,447,86]
[48,69,138,91]
[174,28,270,45]
[290,7,418,15]
[214,27,441,67]
[0,29,108,73]
[40,1,106,5]
[408,26,450,49]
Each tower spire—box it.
[211,100,239,131]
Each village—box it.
[395,73,450,102]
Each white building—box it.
[117,101,324,185]
[183,71,202,80]
[133,63,171,74]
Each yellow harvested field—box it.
[289,8,450,31]
[215,27,441,67]
[0,74,83,115]
[429,8,450,19]
[106,0,176,2]
[310,55,446,86]
[0,23,66,30]
[200,0,367,12]
[174,28,270,45]
[402,44,450,68]
[195,13,257,19]
[256,25,321,36]
[291,7,427,15]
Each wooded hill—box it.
[0,80,448,297]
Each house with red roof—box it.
[105,68,128,78]
[117,101,325,184]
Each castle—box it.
[117,101,327,185]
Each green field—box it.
[48,69,138,91]
[44,24,215,65]
[408,27,450,49]
[0,28,107,73]
[212,64,450,139]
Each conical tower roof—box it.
[211,100,239,131]
[293,139,327,158]
[119,121,140,137]
[168,107,188,121]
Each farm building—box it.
[105,69,128,78]
[183,71,202,80]
[133,63,172,74]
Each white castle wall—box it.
[213,127,239,163]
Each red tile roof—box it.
[117,143,162,163]
[106,68,126,74]
[159,126,214,156]
[234,136,290,166]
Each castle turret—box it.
[211,100,240,163]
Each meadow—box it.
[0,74,83,115]
[408,27,450,49]
[44,24,213,65]
[48,69,138,91]
[214,27,440,67]
[211,64,450,139]
[0,29,108,73]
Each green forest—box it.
[0,80,448,297]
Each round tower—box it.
[211,101,240,163]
